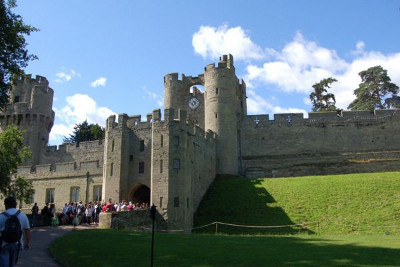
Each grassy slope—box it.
[51,230,400,267]
[194,172,400,235]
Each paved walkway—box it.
[17,224,98,267]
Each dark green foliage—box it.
[62,120,105,144]
[9,176,34,204]
[0,0,38,109]
[309,77,338,112]
[0,124,32,197]
[348,66,400,111]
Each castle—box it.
[2,54,400,231]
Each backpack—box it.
[2,210,22,244]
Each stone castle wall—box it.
[102,111,155,204]
[12,140,104,210]
[151,109,217,232]
[164,55,247,176]
[241,110,400,177]
[3,56,400,231]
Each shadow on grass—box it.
[194,177,312,235]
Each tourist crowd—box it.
[32,200,150,227]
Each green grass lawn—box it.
[51,230,400,267]
[51,172,400,266]
[194,172,400,235]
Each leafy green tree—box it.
[348,66,400,111]
[0,0,38,109]
[0,124,32,197]
[309,77,338,112]
[63,120,105,144]
[9,176,34,207]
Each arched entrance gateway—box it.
[129,184,150,204]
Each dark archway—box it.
[130,184,150,204]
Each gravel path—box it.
[17,224,98,267]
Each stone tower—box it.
[0,75,54,165]
[204,55,246,175]
[162,55,246,176]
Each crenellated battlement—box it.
[164,72,205,86]
[245,109,399,127]
[106,111,161,131]
[0,113,53,132]
[205,54,235,71]
[153,108,217,143]
[44,139,104,154]
[13,74,49,87]
[17,159,102,178]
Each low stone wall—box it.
[99,210,167,231]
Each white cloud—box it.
[244,32,400,109]
[245,33,348,93]
[144,87,163,107]
[192,24,265,61]
[50,94,116,143]
[55,69,80,83]
[246,89,308,117]
[193,25,400,111]
[90,77,107,88]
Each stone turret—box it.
[164,73,189,113]
[0,75,54,165]
[204,54,242,175]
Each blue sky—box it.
[15,0,400,145]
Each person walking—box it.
[41,203,51,226]
[31,203,39,227]
[0,196,31,267]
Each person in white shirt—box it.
[85,204,93,224]
[0,196,31,267]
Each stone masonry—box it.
[1,55,400,231]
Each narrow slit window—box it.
[139,162,145,173]
[173,159,180,169]
[174,136,180,146]
[174,197,179,207]
[216,88,219,95]
[140,140,145,151]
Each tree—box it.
[9,176,34,207]
[0,0,38,109]
[0,124,32,197]
[63,120,105,144]
[348,65,400,111]
[309,77,338,112]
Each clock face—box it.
[188,97,200,110]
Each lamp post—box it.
[150,203,156,267]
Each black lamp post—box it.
[150,203,156,267]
